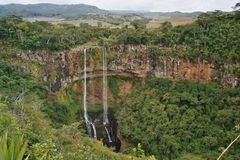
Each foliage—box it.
[43,101,74,127]
[31,139,62,160]
[148,45,160,60]
[118,78,240,159]
[0,56,150,160]
[0,11,239,64]
[0,16,111,51]
[0,60,43,103]
[160,21,173,32]
[108,76,121,99]
[130,143,146,158]
[130,19,147,30]
[0,131,29,160]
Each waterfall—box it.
[81,48,120,149]
[83,48,88,123]
[83,48,112,142]
[104,126,112,143]
[90,49,96,105]
[103,48,109,125]
[83,48,97,139]
[91,122,97,139]
[102,48,112,143]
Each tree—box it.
[131,143,146,158]
[31,139,62,160]
[160,21,173,32]
[97,22,103,28]
[234,2,240,19]
[130,20,146,30]
[118,78,240,159]
[234,2,240,10]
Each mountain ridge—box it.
[0,3,108,17]
[0,3,202,18]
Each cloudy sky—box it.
[0,0,238,12]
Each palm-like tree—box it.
[233,3,240,12]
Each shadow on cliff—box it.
[82,109,121,152]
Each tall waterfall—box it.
[82,48,113,142]
[83,49,97,139]
[102,48,112,143]
[83,48,88,123]
[103,48,109,125]
[90,49,96,106]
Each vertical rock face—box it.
[151,57,213,82]
[14,45,239,92]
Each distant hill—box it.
[0,3,202,18]
[142,11,202,18]
[0,3,108,17]
[111,10,202,18]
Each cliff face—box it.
[14,45,239,92]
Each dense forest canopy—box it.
[0,11,239,63]
[117,78,240,159]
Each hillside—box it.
[0,3,200,18]
[0,3,107,17]
[0,3,201,28]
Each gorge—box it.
[6,45,238,158]
[0,9,240,160]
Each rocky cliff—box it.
[13,45,239,92]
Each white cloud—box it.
[0,0,238,12]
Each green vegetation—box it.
[0,60,43,102]
[0,131,29,160]
[0,11,239,65]
[0,3,239,160]
[0,15,113,51]
[0,60,155,160]
[117,78,240,159]
[108,76,121,99]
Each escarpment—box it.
[13,45,239,92]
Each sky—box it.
[0,0,239,12]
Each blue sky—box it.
[0,0,238,12]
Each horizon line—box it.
[0,2,235,13]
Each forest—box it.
[0,2,240,160]
[118,78,240,159]
[0,10,239,64]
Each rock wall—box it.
[14,45,239,92]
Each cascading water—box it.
[90,49,96,105]
[82,48,121,151]
[83,48,97,139]
[104,126,112,143]
[103,48,109,125]
[102,48,112,143]
[91,122,97,138]
[83,49,89,129]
